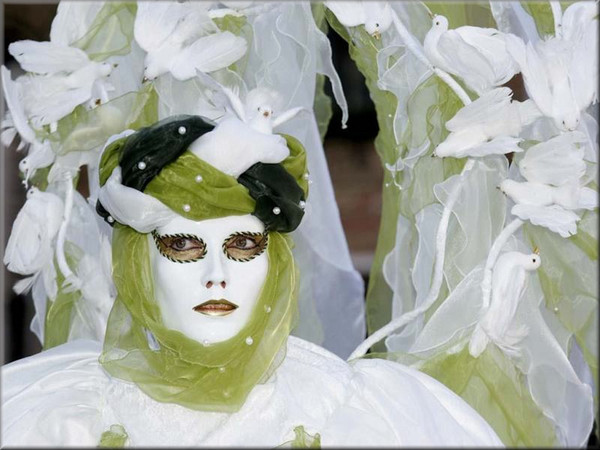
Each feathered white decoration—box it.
[500,179,595,211]
[423,15,519,95]
[7,40,112,127]
[511,204,580,238]
[213,83,307,134]
[469,250,541,358]
[49,1,105,47]
[3,187,64,295]
[518,131,587,186]
[134,2,247,81]
[2,66,56,184]
[324,1,393,38]
[505,11,598,132]
[433,87,541,158]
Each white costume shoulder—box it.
[2,337,502,447]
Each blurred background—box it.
[1,3,383,363]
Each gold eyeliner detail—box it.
[152,231,207,263]
[222,232,268,262]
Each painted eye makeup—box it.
[152,231,207,263]
[223,232,268,262]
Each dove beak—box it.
[533,247,540,255]
[372,30,381,40]
[427,9,435,19]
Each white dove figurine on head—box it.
[7,41,112,128]
[324,1,393,38]
[134,1,247,81]
[433,87,541,158]
[505,6,598,132]
[201,74,308,135]
[469,250,541,359]
[423,14,519,95]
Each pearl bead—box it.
[107,215,115,223]
[303,173,309,180]
[178,126,187,135]
[137,161,147,170]
[265,305,271,313]
[183,204,191,212]
[195,174,203,183]
[553,307,559,312]
[245,336,253,345]
[202,339,209,346]
[385,182,390,187]
[223,390,231,398]
[273,206,281,215]
[299,200,306,209]
[219,367,226,373]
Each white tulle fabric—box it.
[1,337,502,447]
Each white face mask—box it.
[149,214,268,344]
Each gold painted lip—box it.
[193,299,238,317]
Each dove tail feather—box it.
[468,324,490,358]
[13,275,36,295]
[578,187,598,210]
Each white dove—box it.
[499,179,596,211]
[423,15,519,95]
[324,1,393,38]
[433,87,541,158]
[7,40,112,128]
[3,187,64,294]
[134,2,247,81]
[500,179,595,238]
[505,15,598,132]
[2,66,56,185]
[200,73,308,135]
[518,131,587,186]
[469,250,541,358]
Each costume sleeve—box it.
[326,358,504,447]
[1,340,111,446]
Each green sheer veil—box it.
[98,127,309,412]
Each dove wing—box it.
[446,87,512,132]
[3,196,55,275]
[9,41,90,74]
[511,204,580,238]
[1,66,37,143]
[454,135,523,158]
[134,2,188,52]
[21,75,92,127]
[272,107,306,128]
[170,32,247,80]
[577,187,599,211]
[519,132,586,186]
[50,2,104,46]
[437,30,497,94]
[324,2,367,27]
[569,21,598,111]
[505,35,553,117]
[456,26,518,85]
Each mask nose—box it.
[202,247,228,290]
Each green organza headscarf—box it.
[98,127,309,412]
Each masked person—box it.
[2,116,503,447]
